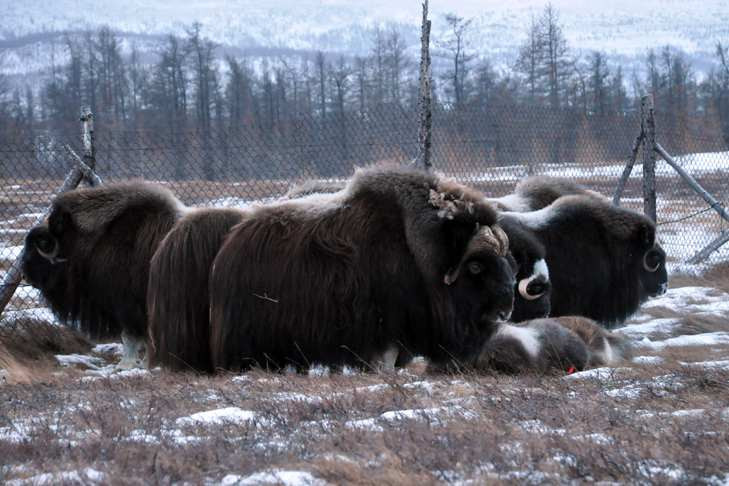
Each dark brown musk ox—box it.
[147,207,247,372]
[21,182,186,368]
[207,165,516,372]
[287,179,552,325]
[500,193,668,327]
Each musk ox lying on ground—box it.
[21,182,185,368]
[286,179,552,324]
[147,207,247,372]
[475,316,632,374]
[501,193,668,326]
[207,166,516,372]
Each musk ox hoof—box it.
[117,332,148,370]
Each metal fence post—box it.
[641,95,657,222]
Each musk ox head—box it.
[498,216,551,322]
[635,222,668,299]
[442,223,515,328]
[21,182,184,340]
[503,194,668,326]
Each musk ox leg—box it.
[117,331,147,369]
[476,321,589,374]
[370,344,399,372]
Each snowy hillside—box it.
[1,0,728,85]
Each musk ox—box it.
[487,176,607,212]
[501,194,668,326]
[208,166,516,372]
[287,178,551,324]
[147,207,247,372]
[475,316,632,374]
[21,182,185,367]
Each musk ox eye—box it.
[643,249,662,273]
[467,261,483,275]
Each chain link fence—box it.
[2,107,728,322]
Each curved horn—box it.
[36,238,66,264]
[518,276,543,301]
[643,250,660,272]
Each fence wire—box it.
[1,107,728,322]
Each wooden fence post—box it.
[417,0,433,171]
[80,108,99,185]
[641,95,657,222]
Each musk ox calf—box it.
[21,182,185,368]
[147,207,247,372]
[501,194,668,326]
[475,316,632,374]
[208,166,516,372]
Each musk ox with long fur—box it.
[147,207,247,372]
[487,176,607,212]
[501,194,668,326]
[208,166,516,372]
[21,182,185,367]
[287,178,552,324]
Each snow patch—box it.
[221,470,325,486]
[176,407,260,427]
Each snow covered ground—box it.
[1,273,728,484]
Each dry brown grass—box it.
[0,341,727,484]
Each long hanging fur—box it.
[22,182,185,341]
[286,178,551,324]
[147,207,246,372]
[209,166,516,372]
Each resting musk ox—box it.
[475,316,632,374]
[287,179,552,324]
[501,194,668,326]
[21,182,185,367]
[208,166,516,372]
[487,176,607,212]
[147,207,247,372]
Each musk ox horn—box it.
[518,277,544,301]
[643,249,661,272]
[36,238,66,265]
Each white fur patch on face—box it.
[495,324,542,359]
[501,205,555,230]
[486,194,531,212]
[533,259,549,280]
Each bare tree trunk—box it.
[417,0,432,171]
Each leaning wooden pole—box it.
[641,95,657,222]
[612,131,644,206]
[417,0,433,171]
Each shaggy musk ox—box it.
[501,194,668,326]
[21,182,185,367]
[147,207,247,372]
[287,178,551,324]
[488,175,607,212]
[209,166,516,371]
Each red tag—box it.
[566,366,577,374]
